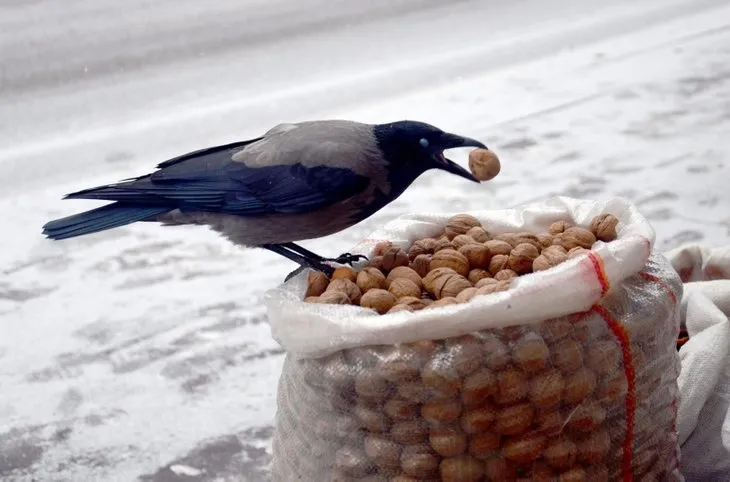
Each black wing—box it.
[65,143,370,216]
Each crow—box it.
[42,120,485,274]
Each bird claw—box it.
[284,261,335,283]
[325,252,369,266]
[282,253,366,283]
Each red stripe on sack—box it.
[587,251,611,297]
[639,271,678,305]
[592,304,636,481]
[670,397,680,474]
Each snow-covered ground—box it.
[1,0,730,480]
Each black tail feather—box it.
[42,203,171,240]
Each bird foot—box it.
[284,261,335,282]
[324,252,369,266]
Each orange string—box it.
[592,304,637,481]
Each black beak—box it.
[433,132,486,183]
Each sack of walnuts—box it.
[265,197,683,482]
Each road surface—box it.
[1,0,730,480]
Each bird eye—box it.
[419,138,429,148]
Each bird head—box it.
[373,120,485,183]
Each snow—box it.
[1,0,730,479]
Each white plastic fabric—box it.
[266,197,684,481]
[266,197,656,360]
[664,244,730,482]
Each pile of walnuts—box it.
[284,307,675,481]
[304,213,619,314]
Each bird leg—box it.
[261,244,335,277]
[327,252,369,265]
[281,242,368,266]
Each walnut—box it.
[474,277,498,288]
[563,367,597,404]
[496,368,529,405]
[530,369,564,409]
[434,237,454,252]
[552,338,584,373]
[364,434,402,469]
[354,370,390,402]
[423,267,457,294]
[411,254,432,278]
[512,333,550,373]
[485,240,513,256]
[554,227,596,250]
[488,254,509,275]
[432,273,472,299]
[503,433,547,464]
[469,431,501,459]
[494,269,518,281]
[390,420,428,445]
[536,410,564,436]
[325,278,363,304]
[568,246,589,259]
[440,455,485,481]
[494,403,534,435]
[559,467,588,482]
[400,443,439,478]
[354,403,391,432]
[461,368,497,407]
[386,266,424,290]
[430,249,470,277]
[466,226,492,242]
[408,238,437,260]
[495,233,519,246]
[548,220,573,235]
[429,427,468,457]
[543,437,577,469]
[590,213,619,242]
[513,233,543,251]
[533,245,569,272]
[468,268,491,285]
[565,400,605,432]
[422,399,463,425]
[577,429,610,463]
[427,297,460,308]
[468,148,501,181]
[373,241,394,256]
[381,246,410,272]
[484,458,517,481]
[444,214,482,240]
[389,278,422,299]
[537,234,553,248]
[395,296,428,311]
[476,279,511,295]
[305,270,330,297]
[452,234,478,250]
[383,398,419,421]
[331,266,357,282]
[335,446,373,478]
[360,289,397,314]
[368,255,384,271]
[481,334,510,370]
[387,304,413,313]
[508,243,540,274]
[305,291,351,305]
[459,244,491,269]
[460,404,497,434]
[456,287,478,303]
[356,266,387,292]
